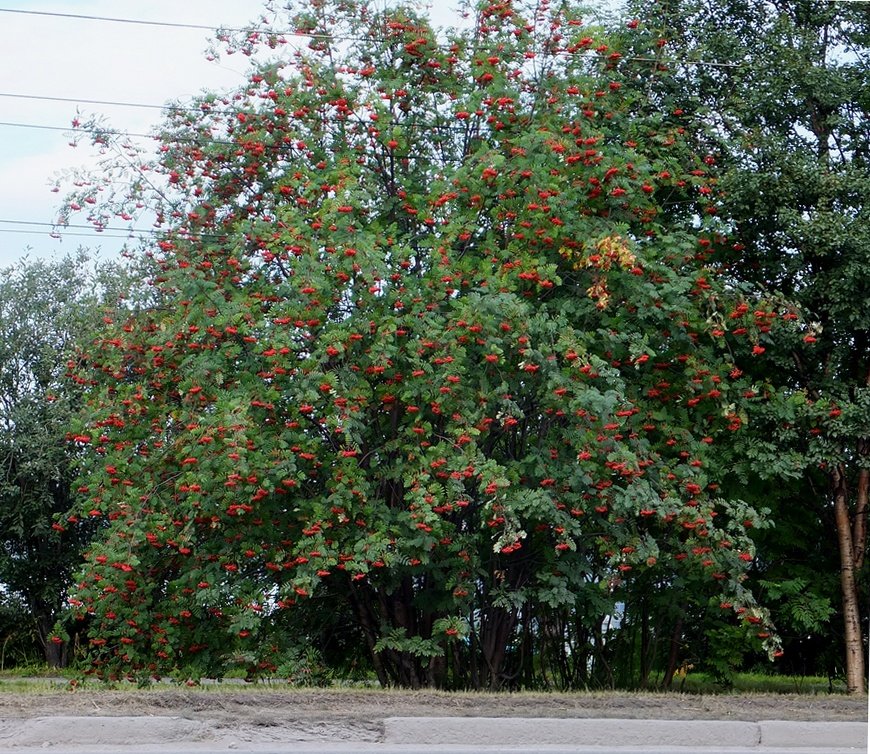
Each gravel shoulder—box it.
[0,687,865,724]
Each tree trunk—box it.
[35,610,67,669]
[661,609,685,691]
[853,460,868,571]
[43,637,67,669]
[831,464,867,694]
[347,584,390,687]
[480,604,516,690]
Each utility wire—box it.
[0,118,477,144]
[0,219,226,241]
[0,7,384,42]
[0,92,192,113]
[0,120,276,146]
[0,219,151,234]
[0,89,697,121]
[0,227,144,240]
[0,222,241,241]
[0,117,477,172]
[0,228,231,242]
[0,7,233,32]
[0,7,743,67]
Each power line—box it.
[0,120,246,146]
[0,223,234,241]
[0,219,150,234]
[0,117,475,145]
[0,227,143,240]
[0,121,77,133]
[0,91,457,122]
[0,7,377,42]
[0,92,192,113]
[0,108,714,168]
[0,219,225,241]
[0,7,744,67]
[0,121,115,135]
[0,117,477,170]
[0,7,229,32]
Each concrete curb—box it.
[758,720,868,748]
[383,717,868,749]
[0,716,866,750]
[0,716,209,748]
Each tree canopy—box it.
[52,0,815,687]
[620,0,869,694]
[0,252,125,667]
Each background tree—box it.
[0,252,130,668]
[61,0,784,687]
[619,0,869,693]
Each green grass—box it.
[0,663,76,678]
[0,664,849,695]
[658,670,847,695]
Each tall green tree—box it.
[62,0,783,687]
[0,252,125,667]
[620,0,869,693]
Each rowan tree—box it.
[60,0,785,687]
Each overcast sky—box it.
[0,1,267,267]
[0,0,621,270]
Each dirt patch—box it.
[0,688,864,727]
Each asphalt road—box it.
[3,746,864,754]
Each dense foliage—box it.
[620,0,869,693]
[48,0,806,689]
[0,253,125,667]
